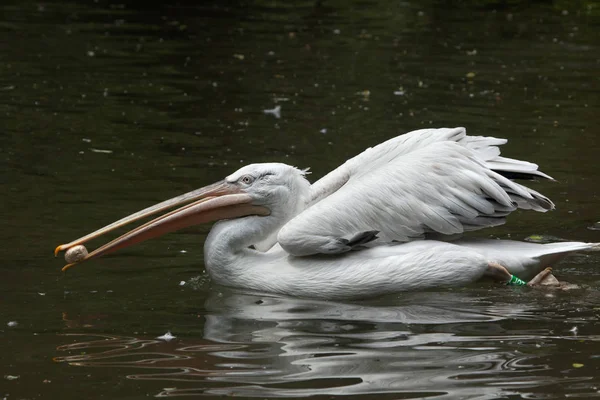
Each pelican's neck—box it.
[203,213,286,283]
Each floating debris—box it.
[356,90,371,99]
[82,138,91,143]
[393,90,405,96]
[524,234,565,244]
[90,148,113,154]
[569,326,578,335]
[263,105,281,119]
[156,331,176,341]
[179,281,186,286]
[466,72,476,79]
[4,375,19,381]
[588,222,600,231]
[320,128,327,134]
[7,321,17,327]
[233,54,245,61]
[572,363,584,368]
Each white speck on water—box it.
[4,375,19,381]
[333,29,341,34]
[393,90,405,96]
[157,332,176,341]
[90,148,113,154]
[570,326,578,335]
[180,250,187,253]
[7,321,17,327]
[87,51,95,57]
[179,281,186,286]
[38,292,46,296]
[320,128,327,134]
[263,105,281,119]
[82,138,91,143]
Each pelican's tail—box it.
[458,239,599,280]
[530,241,600,269]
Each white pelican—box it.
[55,127,598,299]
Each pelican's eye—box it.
[240,175,254,185]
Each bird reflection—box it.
[55,290,597,398]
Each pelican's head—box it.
[54,163,311,271]
[225,163,311,218]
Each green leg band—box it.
[507,275,527,286]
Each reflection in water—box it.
[55,290,600,398]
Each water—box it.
[2,0,600,398]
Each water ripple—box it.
[54,290,600,398]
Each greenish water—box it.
[2,0,599,398]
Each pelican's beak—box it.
[54,181,269,271]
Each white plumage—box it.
[279,127,553,256]
[55,127,598,299]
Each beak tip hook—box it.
[54,245,65,257]
[61,263,75,272]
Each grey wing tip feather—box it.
[339,231,380,249]
[530,189,555,211]
[496,170,555,182]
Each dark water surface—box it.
[2,0,600,398]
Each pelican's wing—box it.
[278,127,554,256]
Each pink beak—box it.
[54,180,269,271]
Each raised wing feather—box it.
[308,127,467,206]
[278,128,554,256]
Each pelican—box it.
[55,127,598,299]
